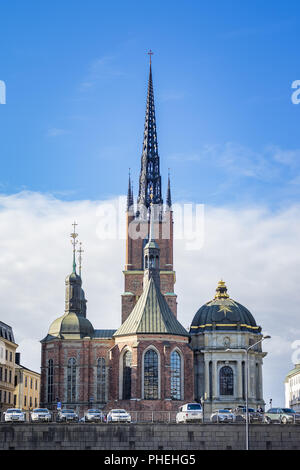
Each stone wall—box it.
[1,423,300,450]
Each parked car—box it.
[107,409,131,423]
[4,408,26,423]
[30,408,52,423]
[56,409,79,423]
[264,408,300,424]
[83,409,106,423]
[176,403,203,423]
[233,406,264,423]
[210,409,236,423]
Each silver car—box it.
[30,408,52,422]
[56,409,79,423]
[84,409,106,423]
[210,409,236,423]
[4,408,25,423]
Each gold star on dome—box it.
[218,305,232,316]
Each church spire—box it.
[137,52,163,212]
[166,170,172,209]
[127,169,134,211]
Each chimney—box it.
[15,352,20,365]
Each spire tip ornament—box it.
[70,221,79,273]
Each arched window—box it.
[122,351,132,399]
[67,358,76,402]
[47,359,54,403]
[219,366,234,396]
[96,358,106,403]
[144,349,159,400]
[170,350,181,400]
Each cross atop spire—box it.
[147,49,154,65]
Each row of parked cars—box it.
[3,405,300,424]
[176,404,300,424]
[2,408,130,423]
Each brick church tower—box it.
[122,59,177,324]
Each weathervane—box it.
[70,221,78,273]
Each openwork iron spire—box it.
[166,170,172,209]
[127,169,134,210]
[137,54,163,211]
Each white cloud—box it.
[0,191,299,407]
[46,128,70,137]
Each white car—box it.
[4,408,26,423]
[107,409,131,423]
[30,408,52,422]
[176,403,203,423]
[210,409,236,423]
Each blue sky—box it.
[1,0,300,208]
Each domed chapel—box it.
[40,58,267,417]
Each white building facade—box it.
[285,364,300,411]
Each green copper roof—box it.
[114,277,188,337]
[44,312,94,341]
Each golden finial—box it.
[214,279,229,299]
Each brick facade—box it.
[41,334,193,416]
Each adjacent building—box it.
[14,353,40,411]
[285,364,300,411]
[190,280,266,415]
[0,321,18,413]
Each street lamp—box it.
[226,334,271,450]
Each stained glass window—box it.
[67,358,76,402]
[122,351,132,399]
[47,359,54,403]
[170,350,181,400]
[97,358,106,403]
[219,366,234,395]
[144,349,159,400]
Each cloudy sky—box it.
[1,0,300,406]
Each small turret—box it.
[143,198,160,288]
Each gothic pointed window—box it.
[67,358,76,402]
[96,358,106,403]
[219,366,234,396]
[122,351,132,400]
[47,359,54,403]
[170,351,181,400]
[144,349,159,400]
